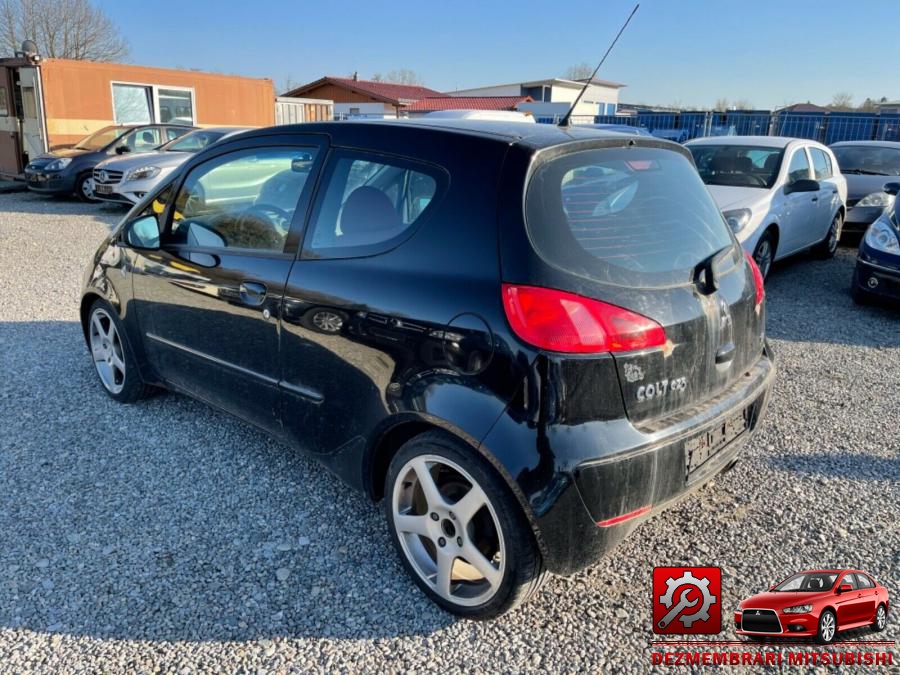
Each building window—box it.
[0,86,9,116]
[158,88,194,124]
[112,83,153,124]
[112,83,195,125]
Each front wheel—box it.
[812,212,842,259]
[752,231,776,280]
[75,172,99,203]
[87,300,153,403]
[385,431,547,619]
[871,604,887,632]
[814,609,837,645]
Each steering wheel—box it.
[238,203,292,234]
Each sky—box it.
[104,0,900,109]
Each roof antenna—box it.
[558,3,639,127]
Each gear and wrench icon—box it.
[658,570,717,628]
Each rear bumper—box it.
[483,346,776,575]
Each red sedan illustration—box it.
[735,569,889,644]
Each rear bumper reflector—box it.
[595,504,652,528]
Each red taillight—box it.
[744,250,765,306]
[501,284,666,354]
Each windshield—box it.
[832,145,900,176]
[164,130,227,153]
[773,573,838,592]
[75,126,126,151]
[525,146,734,287]
[688,145,784,189]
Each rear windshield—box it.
[525,146,734,287]
[832,145,900,176]
[688,144,785,188]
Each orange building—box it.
[1,56,281,176]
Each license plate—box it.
[94,184,113,194]
[684,410,747,477]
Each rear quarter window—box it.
[525,146,734,287]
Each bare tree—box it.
[732,99,753,110]
[383,69,424,85]
[371,73,384,82]
[0,0,128,61]
[713,97,729,112]
[829,91,854,111]
[565,63,594,80]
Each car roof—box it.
[686,135,817,149]
[248,119,686,153]
[830,140,900,149]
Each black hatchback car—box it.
[80,120,775,618]
[25,123,192,201]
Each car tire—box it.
[75,172,99,203]
[86,299,154,403]
[871,604,887,632]
[752,231,776,280]
[812,212,842,259]
[384,430,547,619]
[814,609,837,645]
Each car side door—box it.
[778,147,818,255]
[130,135,327,433]
[853,573,879,624]
[810,147,840,239]
[834,572,862,626]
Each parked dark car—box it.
[852,182,900,304]
[79,120,775,618]
[831,141,900,235]
[25,124,193,201]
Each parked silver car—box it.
[686,136,847,278]
[92,127,250,204]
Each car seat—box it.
[339,186,403,246]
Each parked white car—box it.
[686,136,847,278]
[92,127,250,205]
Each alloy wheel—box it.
[89,308,126,394]
[821,612,836,642]
[392,454,505,607]
[827,215,841,254]
[877,605,886,630]
[754,239,772,279]
[312,310,344,333]
[81,176,95,200]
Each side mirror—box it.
[785,178,820,194]
[883,181,900,196]
[838,583,853,594]
[291,152,314,172]
[123,215,160,249]
[115,145,131,155]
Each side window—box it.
[165,127,188,142]
[304,152,440,258]
[167,147,319,252]
[123,127,162,153]
[787,149,811,183]
[810,148,832,180]
[856,574,874,589]
[841,574,858,590]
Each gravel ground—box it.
[0,191,898,674]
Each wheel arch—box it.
[79,292,108,344]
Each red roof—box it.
[406,96,533,112]
[283,76,443,106]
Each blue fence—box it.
[540,110,900,145]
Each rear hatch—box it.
[514,142,765,424]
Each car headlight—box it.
[782,604,813,614]
[126,166,161,181]
[723,208,753,234]
[856,191,895,208]
[45,158,72,171]
[864,216,900,253]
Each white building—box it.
[449,77,625,120]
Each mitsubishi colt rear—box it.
[80,121,774,620]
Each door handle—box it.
[811,197,818,202]
[239,281,267,307]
